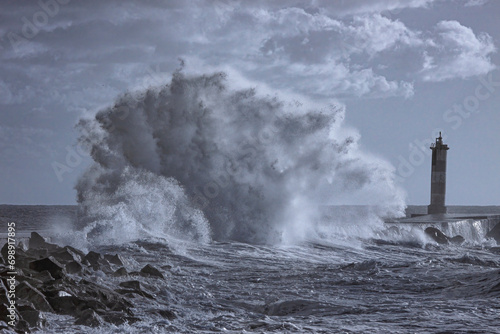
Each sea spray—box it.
[75,70,405,245]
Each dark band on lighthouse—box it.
[428,132,449,215]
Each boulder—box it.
[33,270,55,283]
[74,309,104,327]
[16,281,53,312]
[52,248,82,264]
[424,227,449,244]
[29,232,59,251]
[104,254,125,266]
[113,267,128,277]
[0,320,13,331]
[83,251,109,271]
[157,309,177,320]
[18,304,45,328]
[486,223,500,243]
[65,261,83,274]
[119,280,141,290]
[140,264,164,279]
[64,246,86,259]
[450,235,465,245]
[47,295,90,315]
[29,257,65,279]
[0,243,9,263]
[15,319,30,333]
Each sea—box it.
[2,204,500,333]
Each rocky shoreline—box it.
[0,232,174,333]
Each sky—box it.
[0,0,499,205]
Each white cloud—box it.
[344,14,423,56]
[464,0,489,7]
[421,20,496,81]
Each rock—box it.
[0,320,13,331]
[0,279,10,305]
[119,280,141,290]
[17,241,27,252]
[65,261,83,274]
[33,270,55,284]
[29,232,47,249]
[486,223,500,243]
[15,319,30,333]
[83,251,109,271]
[425,227,449,244]
[29,232,59,251]
[52,248,82,264]
[157,309,177,320]
[64,246,86,259]
[104,254,125,266]
[140,264,164,279]
[450,235,465,245]
[10,247,37,269]
[74,308,104,327]
[18,304,45,328]
[15,275,43,288]
[16,281,53,312]
[101,311,128,326]
[0,243,9,263]
[113,267,128,277]
[116,280,154,299]
[47,295,92,315]
[29,256,65,279]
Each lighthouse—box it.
[427,132,449,215]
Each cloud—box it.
[344,14,423,56]
[464,0,489,7]
[0,125,56,165]
[0,79,13,104]
[248,0,438,17]
[421,20,496,81]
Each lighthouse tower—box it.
[428,132,449,215]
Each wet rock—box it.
[64,246,86,259]
[117,280,154,298]
[17,241,27,252]
[113,267,128,277]
[18,304,45,328]
[29,232,59,251]
[0,320,13,332]
[83,251,110,271]
[47,295,91,315]
[65,261,83,274]
[486,223,500,243]
[15,319,30,333]
[119,280,141,290]
[52,248,82,264]
[29,256,65,279]
[140,264,164,279]
[0,244,9,263]
[78,279,133,310]
[33,270,55,284]
[11,248,37,269]
[16,281,53,312]
[425,227,449,244]
[101,311,137,326]
[74,309,104,327]
[104,254,125,266]
[450,235,465,245]
[116,288,154,299]
[29,231,48,249]
[157,309,177,320]
[15,275,43,288]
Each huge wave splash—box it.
[74,70,405,245]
